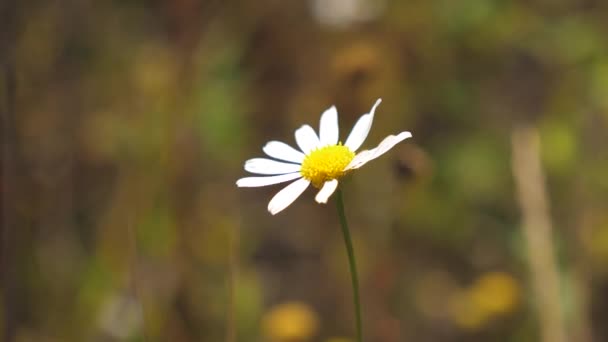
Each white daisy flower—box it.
[236,99,412,215]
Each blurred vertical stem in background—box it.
[335,189,363,342]
[226,221,238,342]
[128,216,148,341]
[511,124,567,342]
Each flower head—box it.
[237,99,412,214]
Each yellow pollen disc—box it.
[300,144,355,188]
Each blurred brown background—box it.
[1,0,608,341]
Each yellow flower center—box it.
[300,144,355,188]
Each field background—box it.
[2,0,608,341]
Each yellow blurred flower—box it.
[450,271,520,330]
[470,271,520,316]
[262,301,319,342]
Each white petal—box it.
[346,131,412,170]
[295,125,321,154]
[319,106,339,146]
[344,98,382,152]
[315,179,339,204]
[236,173,302,187]
[346,149,374,170]
[268,178,310,215]
[244,158,301,175]
[263,141,306,163]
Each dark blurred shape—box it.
[392,144,433,182]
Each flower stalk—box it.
[335,189,362,342]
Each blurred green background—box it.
[2,0,608,341]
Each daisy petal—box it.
[319,106,339,146]
[346,149,374,170]
[236,173,302,187]
[315,179,339,204]
[263,141,306,163]
[245,158,301,175]
[268,178,310,215]
[295,125,321,154]
[346,131,412,170]
[344,98,382,152]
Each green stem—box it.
[335,189,362,342]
